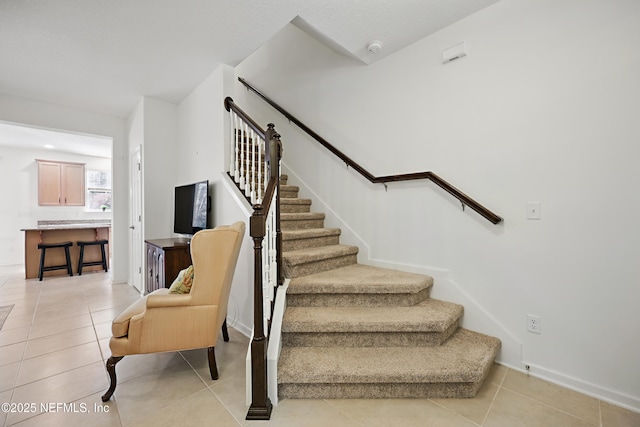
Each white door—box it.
[130,147,143,294]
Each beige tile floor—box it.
[1,264,639,427]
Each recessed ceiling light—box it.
[44,144,54,149]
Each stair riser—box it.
[286,288,431,307]
[281,219,325,230]
[282,323,459,347]
[283,235,341,251]
[278,381,482,400]
[281,203,312,213]
[281,189,299,198]
[284,254,357,278]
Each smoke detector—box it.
[367,41,383,54]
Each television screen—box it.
[174,180,209,235]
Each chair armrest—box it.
[146,293,192,308]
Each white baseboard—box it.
[507,361,640,414]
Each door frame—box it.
[130,146,143,294]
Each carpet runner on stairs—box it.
[277,175,501,399]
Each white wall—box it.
[177,64,255,335]
[141,97,179,240]
[0,94,128,283]
[234,0,640,410]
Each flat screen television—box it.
[173,180,210,236]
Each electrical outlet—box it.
[527,202,541,220]
[527,314,541,334]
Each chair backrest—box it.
[189,221,245,329]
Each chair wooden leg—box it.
[208,347,219,380]
[101,356,124,402]
[222,319,229,342]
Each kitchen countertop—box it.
[21,219,111,231]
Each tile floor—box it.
[1,264,639,426]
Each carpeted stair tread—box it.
[282,228,341,241]
[283,245,359,278]
[281,198,312,205]
[282,299,463,333]
[283,244,359,265]
[280,185,300,198]
[281,212,325,221]
[280,184,299,193]
[287,264,432,295]
[278,328,500,385]
[281,198,313,213]
[281,212,326,230]
[282,228,343,251]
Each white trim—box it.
[244,280,290,407]
[221,171,252,217]
[508,362,640,414]
[266,279,289,406]
[245,330,253,407]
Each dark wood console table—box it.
[145,238,192,294]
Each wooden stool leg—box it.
[78,244,85,275]
[64,245,73,277]
[38,247,46,281]
[100,243,108,272]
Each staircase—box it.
[277,175,501,399]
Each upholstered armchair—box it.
[101,221,245,402]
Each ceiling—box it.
[0,0,500,156]
[0,121,112,158]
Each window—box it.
[87,170,112,211]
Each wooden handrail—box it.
[238,77,503,225]
[225,96,266,137]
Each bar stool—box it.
[77,240,109,275]
[37,241,74,281]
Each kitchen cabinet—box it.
[37,160,85,206]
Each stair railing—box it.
[238,77,503,225]
[225,97,283,420]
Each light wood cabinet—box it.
[37,160,85,206]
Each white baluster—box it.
[257,137,264,204]
[239,121,246,189]
[233,114,239,182]
[250,129,257,204]
[244,122,251,196]
[229,110,234,176]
